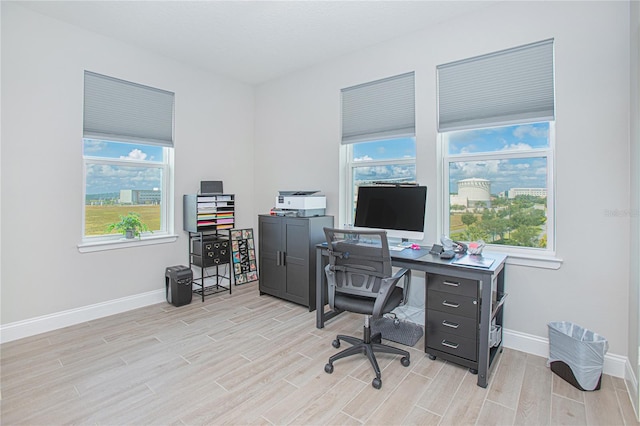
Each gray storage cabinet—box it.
[258,214,333,310]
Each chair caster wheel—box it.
[469,368,478,375]
[325,363,334,374]
[401,356,410,367]
[372,378,382,389]
[428,354,436,360]
[332,339,340,348]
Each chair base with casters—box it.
[324,314,410,389]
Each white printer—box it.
[274,191,326,217]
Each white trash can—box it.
[547,321,608,391]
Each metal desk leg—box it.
[316,247,325,328]
[477,277,490,388]
[315,246,343,329]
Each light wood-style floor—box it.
[1,280,638,425]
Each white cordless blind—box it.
[437,39,555,132]
[341,72,415,144]
[83,71,175,146]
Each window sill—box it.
[78,234,179,253]
[505,253,563,270]
[481,245,563,270]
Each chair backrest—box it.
[323,227,392,303]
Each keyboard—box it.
[353,241,407,251]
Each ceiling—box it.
[16,1,498,85]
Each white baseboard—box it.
[502,328,627,379]
[0,289,166,344]
[625,359,639,420]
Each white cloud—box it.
[458,160,500,177]
[501,142,533,151]
[354,155,373,162]
[513,124,548,139]
[83,139,106,153]
[121,149,147,161]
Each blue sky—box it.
[447,123,549,194]
[84,139,163,161]
[447,122,549,155]
[353,137,416,161]
[84,139,163,195]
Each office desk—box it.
[315,245,507,388]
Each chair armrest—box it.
[372,269,410,317]
[393,268,411,304]
[324,263,336,309]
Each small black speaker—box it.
[165,265,193,307]
[200,180,223,194]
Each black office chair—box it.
[322,227,411,389]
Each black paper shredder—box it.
[165,265,193,307]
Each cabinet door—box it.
[282,219,310,305]
[258,217,285,297]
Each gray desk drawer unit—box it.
[426,273,480,369]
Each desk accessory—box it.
[468,240,485,255]
[440,250,455,259]
[429,244,444,255]
[452,255,495,268]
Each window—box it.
[346,137,416,223]
[443,122,554,250]
[341,72,416,226]
[82,72,174,244]
[437,39,555,254]
[83,139,171,238]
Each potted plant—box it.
[106,212,151,239]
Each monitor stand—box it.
[398,238,412,248]
[389,238,413,251]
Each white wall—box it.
[254,1,632,357]
[628,0,640,416]
[0,3,255,325]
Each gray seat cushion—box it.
[334,286,404,316]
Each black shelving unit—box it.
[183,193,235,301]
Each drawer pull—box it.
[441,340,459,349]
[442,320,460,329]
[443,280,460,287]
[442,300,460,308]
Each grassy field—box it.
[449,213,465,236]
[85,205,161,236]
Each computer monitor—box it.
[353,185,427,242]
